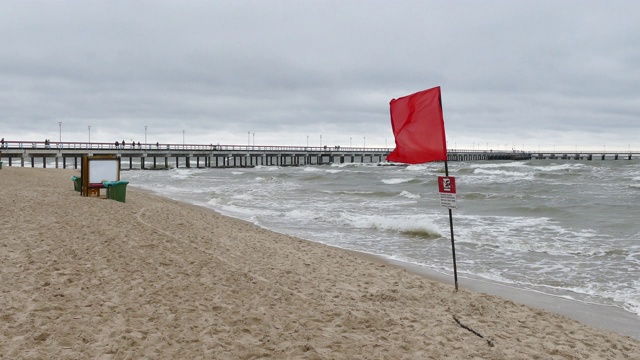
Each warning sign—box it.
[438,176,457,209]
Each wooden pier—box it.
[1,141,637,169]
[0,141,392,169]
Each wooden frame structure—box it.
[81,155,120,197]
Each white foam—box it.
[398,190,420,199]
[231,193,254,201]
[469,162,527,169]
[170,168,196,179]
[382,178,415,184]
[342,214,442,237]
[535,163,585,172]
[473,168,530,177]
[201,197,224,207]
[405,164,433,171]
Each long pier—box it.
[0,141,637,169]
[0,141,392,169]
[448,150,639,161]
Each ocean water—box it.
[123,159,640,322]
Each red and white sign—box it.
[438,176,456,194]
[438,176,457,209]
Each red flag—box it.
[387,86,448,164]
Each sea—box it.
[122,158,640,336]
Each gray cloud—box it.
[1,0,639,150]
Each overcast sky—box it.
[1,0,638,151]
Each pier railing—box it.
[0,140,390,153]
[1,140,638,169]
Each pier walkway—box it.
[0,141,637,169]
[0,141,391,169]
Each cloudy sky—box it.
[1,0,638,151]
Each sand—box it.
[1,167,639,359]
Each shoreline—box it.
[2,167,639,358]
[385,259,640,340]
[131,181,640,340]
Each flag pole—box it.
[444,160,458,291]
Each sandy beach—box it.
[1,167,640,359]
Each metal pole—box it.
[145,126,147,144]
[182,130,185,146]
[444,160,458,291]
[88,126,91,143]
[58,122,62,142]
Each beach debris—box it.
[452,315,494,347]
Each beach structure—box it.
[80,155,120,198]
[0,141,391,169]
[1,140,638,169]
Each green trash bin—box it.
[103,180,129,203]
[71,176,82,192]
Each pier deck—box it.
[1,141,637,169]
